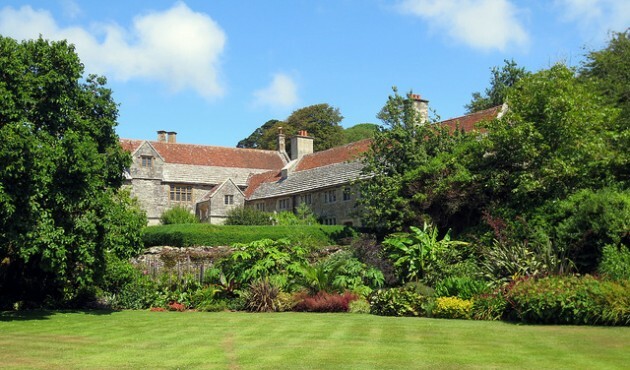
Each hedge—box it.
[142,224,348,247]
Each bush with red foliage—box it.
[167,301,186,312]
[294,291,359,312]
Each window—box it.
[278,198,290,210]
[141,155,153,168]
[256,202,266,211]
[323,217,337,225]
[300,193,312,205]
[170,185,192,203]
[324,190,337,203]
[224,195,234,205]
[343,187,352,201]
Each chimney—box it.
[167,131,177,143]
[290,130,314,160]
[157,130,167,142]
[277,126,286,153]
[409,93,429,124]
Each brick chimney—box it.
[409,93,429,124]
[167,131,177,143]
[290,130,313,160]
[157,130,167,142]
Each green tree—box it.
[0,36,145,306]
[285,103,344,152]
[358,88,457,233]
[237,119,286,149]
[342,123,378,143]
[579,30,630,184]
[236,104,344,153]
[465,59,528,113]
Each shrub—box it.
[274,292,299,312]
[471,291,508,321]
[100,258,158,310]
[245,278,280,312]
[348,298,371,314]
[160,206,199,225]
[480,239,574,285]
[432,297,473,319]
[598,244,630,280]
[294,291,359,312]
[196,299,229,312]
[299,251,384,296]
[142,224,343,247]
[505,275,630,325]
[382,223,468,285]
[599,280,630,325]
[369,287,426,317]
[545,188,630,272]
[212,239,310,292]
[225,207,273,225]
[352,234,398,286]
[167,301,186,312]
[434,276,489,300]
[108,276,158,310]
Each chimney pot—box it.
[157,130,167,142]
[167,131,177,143]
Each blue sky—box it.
[1,1,628,146]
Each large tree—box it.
[237,119,284,149]
[0,36,145,306]
[285,103,344,152]
[358,88,459,233]
[579,30,630,184]
[237,104,345,153]
[465,59,529,113]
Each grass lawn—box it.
[1,310,628,369]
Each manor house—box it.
[121,95,503,225]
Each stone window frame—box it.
[342,187,352,201]
[255,202,266,211]
[224,195,234,205]
[323,217,337,225]
[169,184,192,203]
[300,193,312,205]
[278,198,290,210]
[141,155,153,168]
[324,190,337,204]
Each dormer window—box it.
[141,155,153,168]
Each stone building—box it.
[120,131,287,225]
[121,96,504,226]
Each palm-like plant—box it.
[383,222,468,283]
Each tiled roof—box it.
[439,106,502,133]
[247,161,369,200]
[244,170,281,198]
[119,139,286,170]
[245,106,504,200]
[295,139,371,172]
[162,163,269,187]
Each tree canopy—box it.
[0,36,146,306]
[360,36,628,273]
[236,103,345,153]
[465,59,529,113]
[342,123,378,143]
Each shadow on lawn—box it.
[0,309,116,322]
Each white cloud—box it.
[0,2,226,99]
[252,73,299,109]
[554,0,629,37]
[398,0,529,51]
[61,0,82,19]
